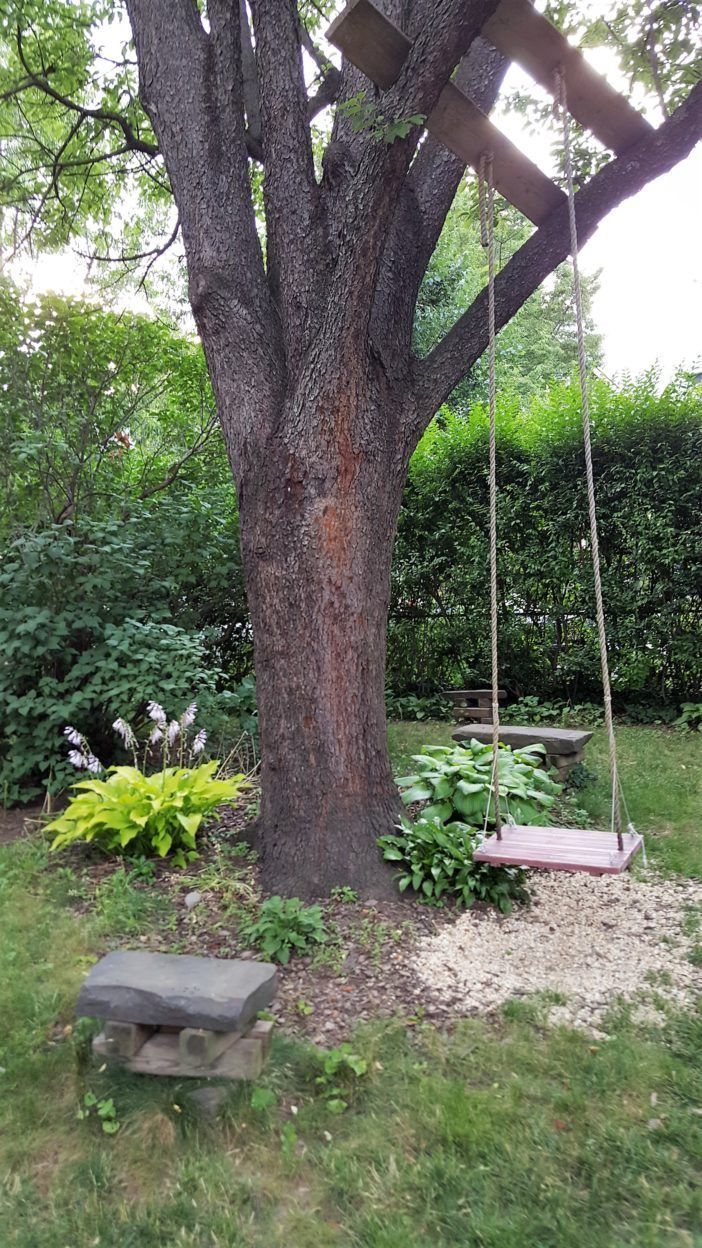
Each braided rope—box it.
[555,69,623,850]
[478,155,502,839]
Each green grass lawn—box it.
[0,725,700,1247]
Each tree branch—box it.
[240,0,262,147]
[414,81,702,430]
[15,26,158,156]
[76,217,181,265]
[250,0,324,369]
[370,36,507,370]
[126,0,281,423]
[328,0,503,354]
[137,410,219,499]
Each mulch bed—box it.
[0,804,45,845]
[20,794,483,1047]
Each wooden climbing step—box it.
[327,0,565,224]
[327,0,653,224]
[483,0,653,154]
[474,823,644,875]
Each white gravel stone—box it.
[413,870,702,1032]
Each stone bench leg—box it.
[547,749,585,781]
[102,1021,154,1058]
[179,1027,240,1068]
[93,1017,275,1079]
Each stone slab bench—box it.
[452,724,593,780]
[77,951,277,1079]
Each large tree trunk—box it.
[124,0,702,901]
[233,363,412,897]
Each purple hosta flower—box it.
[149,725,164,746]
[68,749,87,770]
[64,726,83,747]
[86,754,103,774]
[167,720,181,746]
[146,701,166,726]
[180,701,197,730]
[112,717,136,749]
[191,729,207,756]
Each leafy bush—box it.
[623,702,677,726]
[675,702,702,732]
[0,521,234,803]
[505,697,603,728]
[238,896,328,964]
[379,815,528,912]
[46,761,245,867]
[385,688,452,721]
[396,740,561,828]
[389,376,702,708]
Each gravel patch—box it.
[413,870,702,1036]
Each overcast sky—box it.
[497,61,702,382]
[17,20,702,384]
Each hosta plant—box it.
[46,761,245,867]
[378,815,529,912]
[238,896,327,964]
[396,739,561,828]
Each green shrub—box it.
[396,740,561,828]
[46,762,245,867]
[385,689,452,721]
[0,522,234,803]
[389,376,702,708]
[238,896,328,964]
[506,696,603,727]
[379,815,528,912]
[675,702,702,732]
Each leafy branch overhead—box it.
[338,90,426,144]
[0,0,698,392]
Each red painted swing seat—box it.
[474,824,644,876]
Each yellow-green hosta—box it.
[46,762,246,867]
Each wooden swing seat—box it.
[474,824,643,875]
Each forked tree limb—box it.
[126,0,283,424]
[250,0,325,367]
[325,0,503,351]
[413,79,702,430]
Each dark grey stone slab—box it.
[452,724,593,755]
[77,951,277,1032]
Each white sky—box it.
[496,61,702,381]
[15,17,702,383]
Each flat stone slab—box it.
[76,951,277,1032]
[452,724,592,755]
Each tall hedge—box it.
[388,376,702,705]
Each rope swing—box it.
[555,66,623,850]
[473,70,643,874]
[478,153,502,843]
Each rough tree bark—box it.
[125,0,702,896]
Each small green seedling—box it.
[315,1045,368,1113]
[330,886,358,904]
[239,896,327,964]
[77,1091,120,1134]
[250,1086,278,1112]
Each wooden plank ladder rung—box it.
[327,0,565,225]
[483,0,653,155]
